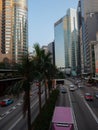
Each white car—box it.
[78,83,84,88]
[69,87,75,91]
[69,84,74,87]
[75,80,81,85]
[69,85,75,91]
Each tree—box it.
[40,49,52,103]
[33,43,56,109]
[8,55,35,130]
[33,43,44,114]
[33,43,58,113]
[46,64,58,97]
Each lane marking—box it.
[66,84,78,130]
[0,101,23,121]
[77,89,98,124]
[0,113,7,120]
[84,99,98,124]
[8,114,23,130]
[8,99,38,130]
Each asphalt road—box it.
[55,84,70,107]
[67,79,98,130]
[1,79,98,130]
[55,80,98,130]
[0,87,45,130]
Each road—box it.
[0,86,45,130]
[1,79,98,130]
[55,79,98,130]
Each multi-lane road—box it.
[0,79,98,130]
[0,86,45,130]
[56,79,98,130]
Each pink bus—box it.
[52,107,74,130]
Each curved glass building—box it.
[0,0,28,63]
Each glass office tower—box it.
[67,8,78,75]
[0,0,28,63]
[54,18,65,70]
[54,8,78,75]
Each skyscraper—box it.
[48,41,55,65]
[80,0,98,74]
[54,17,65,70]
[0,0,28,63]
[66,8,78,76]
[54,8,78,75]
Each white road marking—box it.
[77,89,98,124]
[17,103,21,106]
[66,84,78,130]
[8,114,23,130]
[84,99,98,123]
[8,99,38,130]
[0,113,7,120]
[6,111,10,114]
[0,101,22,121]
[8,108,13,113]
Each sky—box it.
[28,0,79,50]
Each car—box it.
[69,84,75,91]
[69,87,75,91]
[0,98,14,107]
[78,83,84,88]
[75,80,81,85]
[69,84,75,87]
[61,88,67,93]
[84,93,93,101]
[94,92,98,98]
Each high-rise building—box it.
[54,8,78,75]
[66,8,78,76]
[42,45,48,54]
[77,0,82,75]
[94,33,98,77]
[80,0,98,74]
[0,0,28,63]
[48,41,55,65]
[54,17,65,70]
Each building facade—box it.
[54,8,78,75]
[48,41,55,65]
[80,0,98,74]
[77,0,82,75]
[54,17,65,70]
[66,8,78,76]
[94,41,98,77]
[0,0,28,63]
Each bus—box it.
[52,106,74,130]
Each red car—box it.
[0,98,14,107]
[84,93,93,101]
